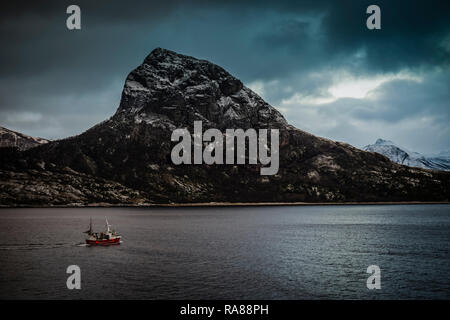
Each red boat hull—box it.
[86,238,121,245]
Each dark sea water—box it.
[0,205,449,300]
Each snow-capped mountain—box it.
[364,139,450,171]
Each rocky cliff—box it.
[1,48,449,206]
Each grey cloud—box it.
[355,72,450,123]
[269,68,450,153]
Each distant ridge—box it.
[0,126,49,151]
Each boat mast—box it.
[105,217,111,233]
[84,217,93,235]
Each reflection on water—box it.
[0,205,449,299]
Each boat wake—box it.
[0,243,74,251]
[75,243,89,247]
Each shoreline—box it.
[1,201,449,209]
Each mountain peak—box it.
[148,47,175,56]
[375,138,394,145]
[116,48,286,129]
[144,47,187,63]
[365,138,450,171]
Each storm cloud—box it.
[0,0,449,153]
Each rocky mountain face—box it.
[1,48,449,206]
[364,139,450,171]
[0,126,49,150]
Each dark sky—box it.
[1,0,449,153]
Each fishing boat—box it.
[84,217,121,245]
